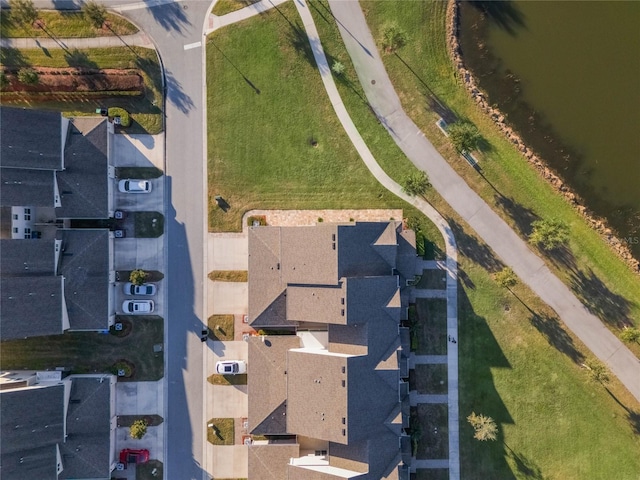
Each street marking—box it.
[184,41,202,51]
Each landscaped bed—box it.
[207,373,247,386]
[412,404,449,459]
[410,364,448,395]
[207,418,235,445]
[208,270,248,282]
[207,314,235,341]
[414,299,447,356]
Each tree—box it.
[9,0,38,27]
[529,219,569,250]
[467,412,498,441]
[447,121,482,153]
[494,267,518,289]
[0,72,9,90]
[129,419,148,439]
[584,358,610,385]
[402,170,430,198]
[129,269,147,286]
[82,0,107,28]
[331,60,345,76]
[17,67,39,85]
[620,327,640,344]
[381,22,407,54]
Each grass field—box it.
[207,418,234,445]
[0,317,164,381]
[208,314,235,341]
[360,0,640,353]
[0,10,137,38]
[211,0,259,16]
[0,46,163,134]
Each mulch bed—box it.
[2,67,143,94]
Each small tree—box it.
[467,412,498,442]
[0,72,9,90]
[529,219,569,250]
[584,358,610,385]
[494,267,518,289]
[381,22,407,54]
[129,419,148,439]
[82,0,107,28]
[9,0,38,27]
[448,121,482,153]
[129,269,147,286]
[17,67,39,85]
[620,327,640,344]
[402,171,430,198]
[331,60,345,76]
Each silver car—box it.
[215,360,247,375]
[123,283,157,296]
[118,179,152,193]
[122,300,154,314]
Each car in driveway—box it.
[123,282,157,296]
[216,360,246,375]
[122,299,154,314]
[119,448,149,466]
[118,179,152,193]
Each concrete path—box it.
[410,392,448,406]
[207,0,289,33]
[0,31,153,49]
[293,1,460,477]
[411,289,447,300]
[412,459,450,470]
[327,0,640,404]
[411,355,448,367]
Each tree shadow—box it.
[143,0,191,35]
[164,70,195,113]
[65,49,99,69]
[547,244,578,273]
[505,447,546,480]
[208,40,260,95]
[494,195,539,237]
[0,47,30,67]
[469,0,526,36]
[287,22,316,71]
[448,218,504,273]
[569,267,634,328]
[458,267,475,290]
[529,312,584,364]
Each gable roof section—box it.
[0,107,63,171]
[248,335,301,435]
[59,376,113,480]
[249,444,300,480]
[337,222,398,278]
[57,229,110,330]
[55,119,108,219]
[344,276,399,325]
[286,283,346,324]
[0,168,55,207]
[0,239,57,275]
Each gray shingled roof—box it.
[337,222,399,278]
[248,335,300,435]
[0,107,63,171]
[248,444,300,480]
[0,168,55,207]
[55,119,108,219]
[286,284,346,324]
[0,239,57,275]
[57,230,110,330]
[59,376,113,479]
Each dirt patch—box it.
[2,67,143,94]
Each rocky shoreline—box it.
[445,0,639,273]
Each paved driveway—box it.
[209,384,248,418]
[210,446,248,479]
[210,282,248,315]
[208,234,248,271]
[111,133,164,170]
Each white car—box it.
[118,179,152,193]
[123,283,157,296]
[216,360,247,375]
[122,300,154,314]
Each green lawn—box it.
[205,1,441,250]
[416,269,447,290]
[207,418,235,445]
[360,0,640,353]
[0,317,164,381]
[208,314,235,341]
[412,404,448,459]
[0,10,137,38]
[134,211,164,238]
[211,0,259,16]
[414,298,447,356]
[207,374,247,386]
[410,364,448,395]
[137,460,163,480]
[0,46,163,134]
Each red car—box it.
[119,449,150,466]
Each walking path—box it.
[207,0,289,33]
[411,355,448,367]
[410,392,448,406]
[293,1,460,477]
[0,31,153,49]
[326,0,640,404]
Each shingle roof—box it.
[59,376,114,479]
[55,119,108,219]
[248,444,300,480]
[286,284,346,324]
[0,239,57,275]
[57,230,110,330]
[337,222,399,278]
[0,107,63,171]
[0,168,55,207]
[248,335,300,435]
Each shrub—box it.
[82,0,107,28]
[0,72,9,90]
[129,419,148,439]
[108,106,131,127]
[447,121,482,153]
[112,360,132,377]
[17,68,39,85]
[331,60,345,76]
[247,215,267,226]
[381,21,407,54]
[9,0,37,27]
[129,269,147,286]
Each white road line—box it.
[184,41,202,51]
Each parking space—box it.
[209,384,248,418]
[111,133,164,170]
[210,446,248,479]
[210,282,248,315]
[113,177,164,212]
[211,340,248,363]
[208,234,248,271]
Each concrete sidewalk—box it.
[0,31,153,49]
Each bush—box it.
[129,269,147,286]
[9,0,37,27]
[447,121,482,153]
[0,72,9,90]
[108,106,131,127]
[129,419,148,439]
[17,68,39,85]
[247,215,267,226]
[82,0,107,28]
[112,360,132,377]
[381,21,407,54]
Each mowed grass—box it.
[0,317,164,381]
[360,0,640,352]
[0,46,163,134]
[211,0,259,16]
[206,2,441,243]
[0,10,137,38]
[207,418,234,445]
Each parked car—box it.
[118,179,152,193]
[123,282,157,296]
[119,448,149,466]
[216,360,247,375]
[122,300,154,314]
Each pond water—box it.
[458,1,640,259]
